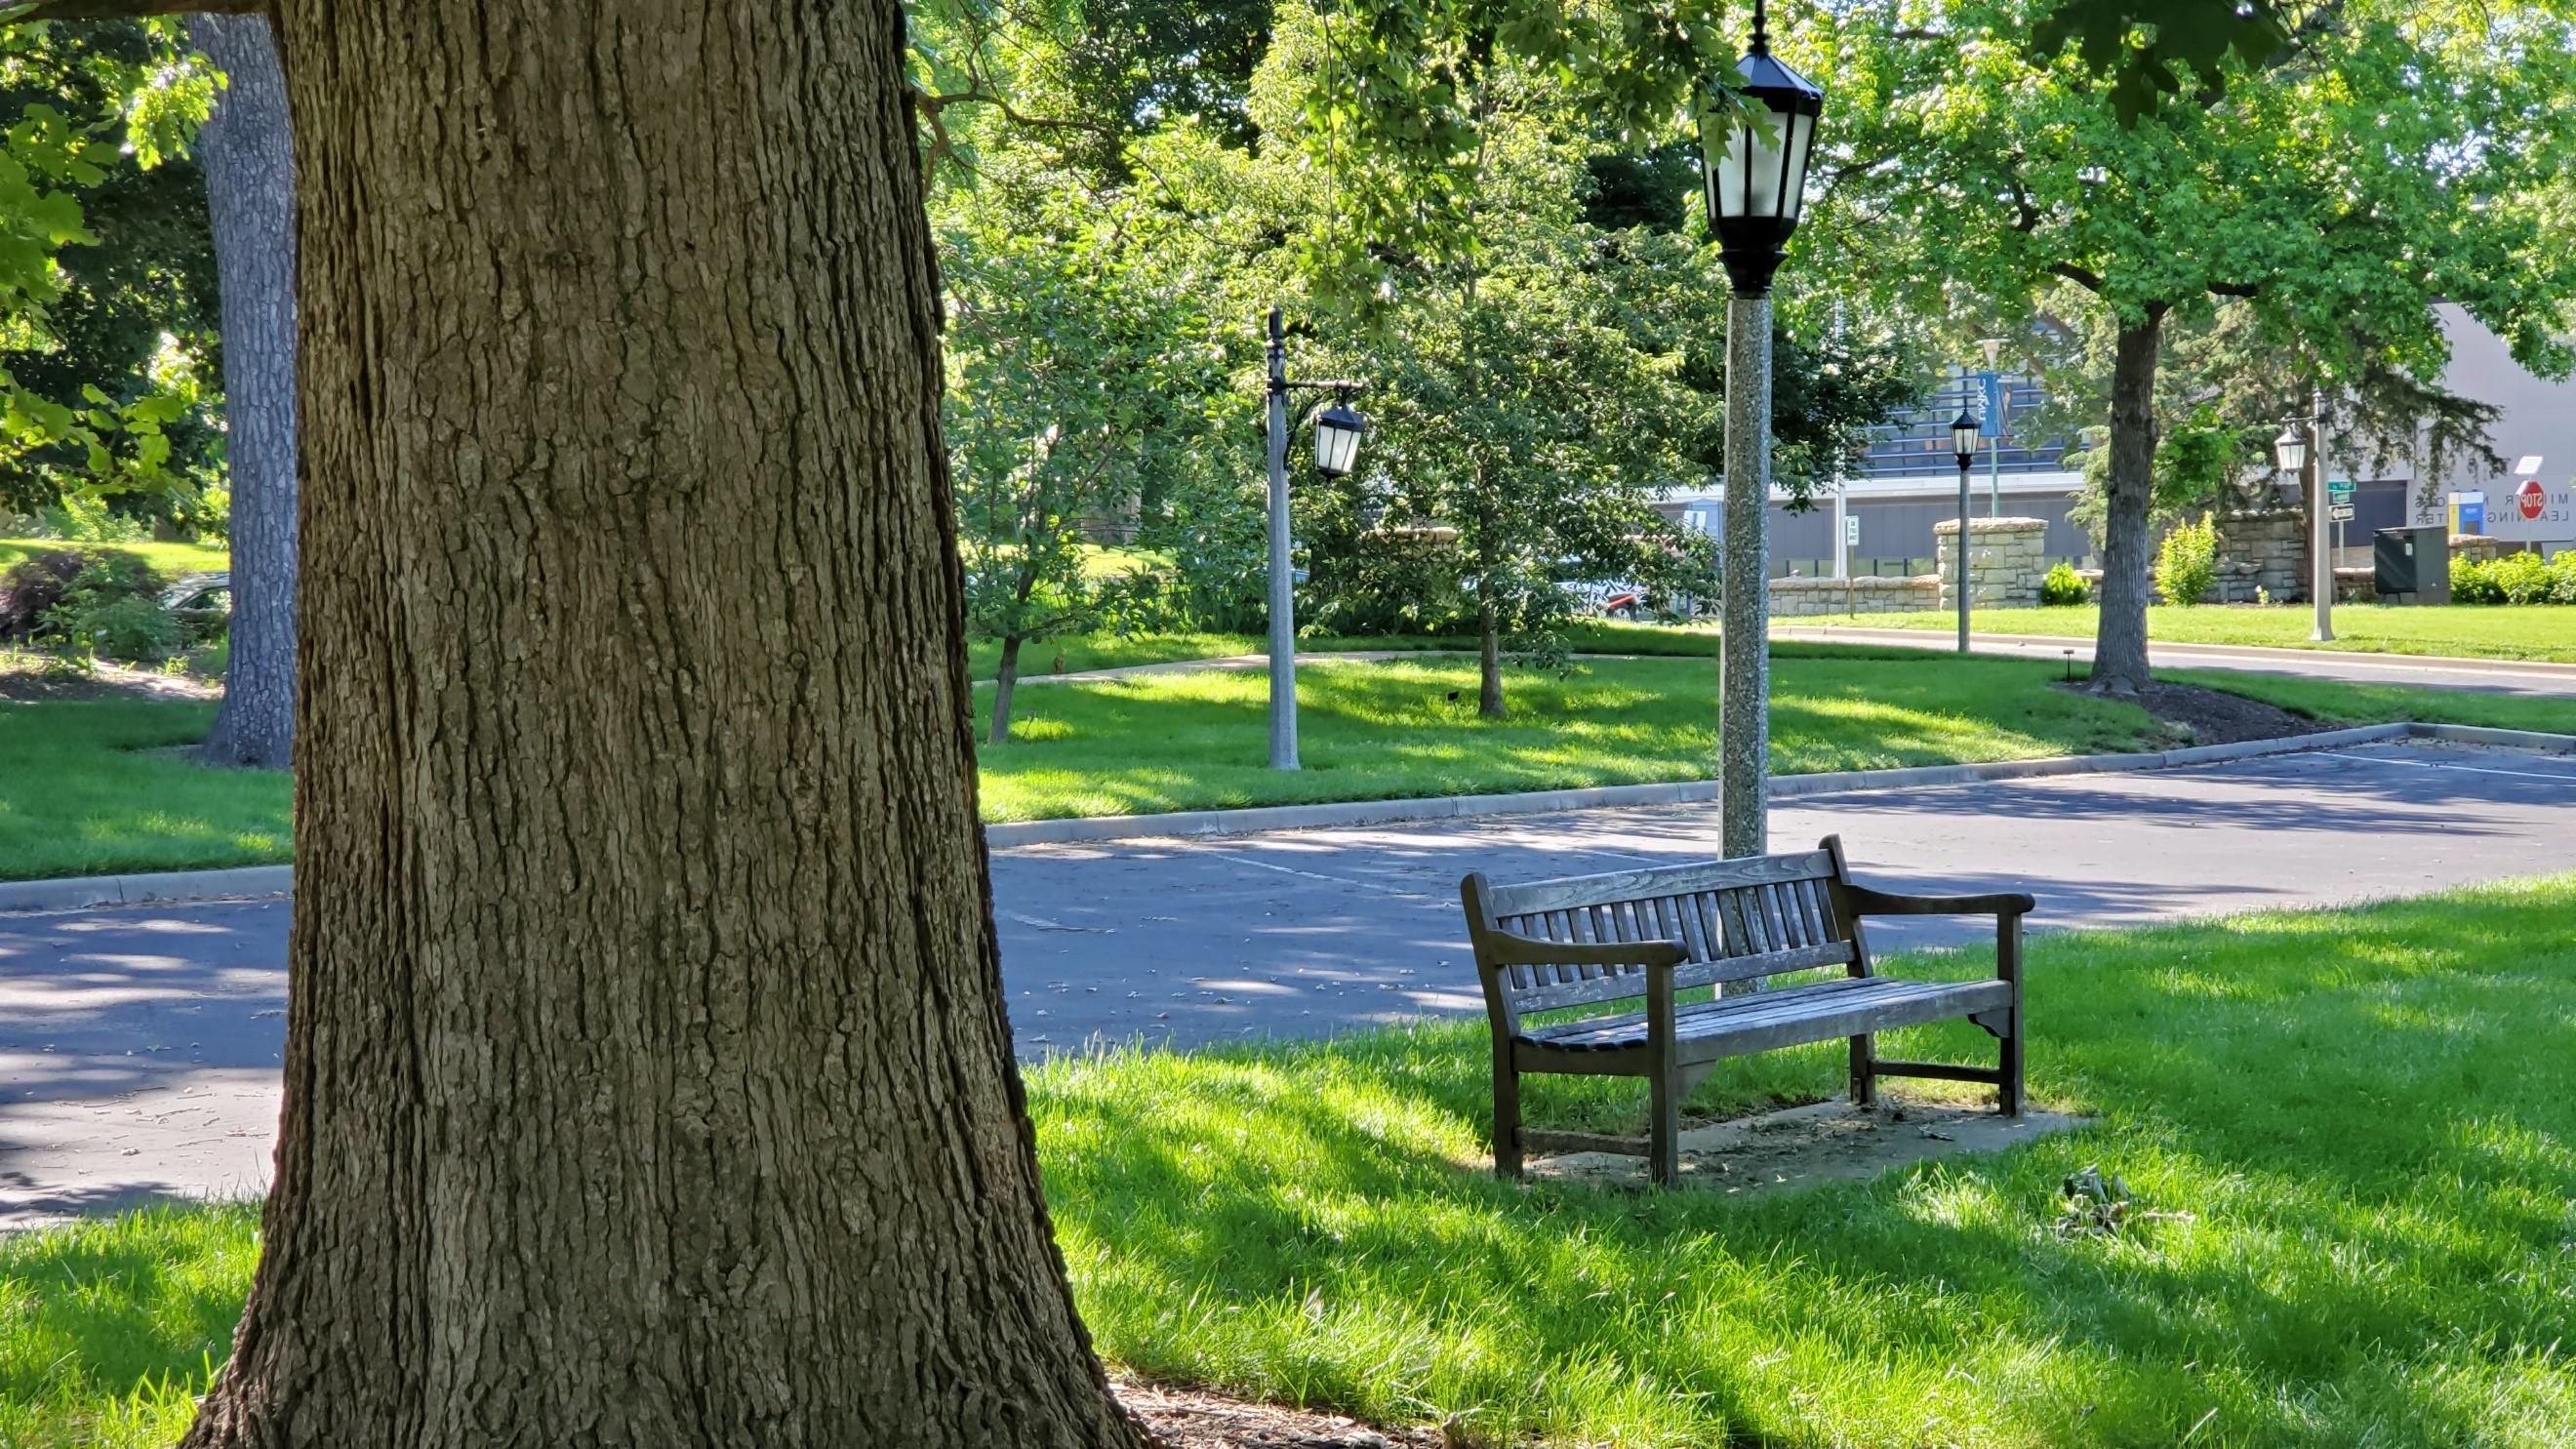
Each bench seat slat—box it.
[1517,977,2010,1063]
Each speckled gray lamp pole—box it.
[1700,0,1823,859]
[1718,300,1772,858]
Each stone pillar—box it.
[2450,534,2506,565]
[1934,516,2050,609]
[2211,508,2307,603]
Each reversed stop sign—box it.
[2519,479,2548,521]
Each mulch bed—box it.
[2055,677,2318,746]
[1115,1378,1440,1448]
[0,653,220,704]
[2130,680,2318,745]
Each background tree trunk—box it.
[2090,311,2163,698]
[1473,503,1504,719]
[188,14,296,770]
[990,633,1024,745]
[182,3,1147,1445]
[1476,589,1504,718]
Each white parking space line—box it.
[1207,852,1436,901]
[2316,750,2576,783]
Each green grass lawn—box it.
[976,650,2170,822]
[0,700,289,880]
[13,879,2576,1445]
[1801,602,2576,664]
[2163,669,2576,736]
[0,537,228,580]
[10,647,2160,877]
[5,641,2570,879]
[962,620,1720,682]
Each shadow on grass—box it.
[1033,880,2576,1445]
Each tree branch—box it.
[2050,262,2106,293]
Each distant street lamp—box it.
[1700,0,1824,859]
[1952,408,1980,655]
[2274,388,2332,641]
[1263,305,1368,771]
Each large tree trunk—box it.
[181,3,1147,1445]
[2090,310,2163,698]
[189,14,296,770]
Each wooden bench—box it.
[1460,835,2033,1186]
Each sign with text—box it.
[1845,514,1861,546]
[2487,479,2574,542]
[2326,479,2355,523]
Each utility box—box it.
[2373,525,2450,604]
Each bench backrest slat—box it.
[1466,847,1862,1016]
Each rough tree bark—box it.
[189,13,296,770]
[2090,309,2164,698]
[179,2,1148,1445]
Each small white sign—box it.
[2515,455,2546,474]
[1844,515,1861,546]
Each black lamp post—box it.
[2274,389,2331,640]
[1952,408,1980,654]
[1701,0,1825,860]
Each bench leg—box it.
[1849,1033,1876,1107]
[1492,1053,1524,1180]
[1998,911,2025,1118]
[1999,1013,2025,1118]
[1648,1069,1680,1187]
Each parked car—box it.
[1560,578,1646,619]
[162,572,232,639]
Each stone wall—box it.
[1932,517,2049,609]
[2210,508,2307,604]
[1769,574,1940,618]
[2451,534,2507,564]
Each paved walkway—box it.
[5,739,2573,1228]
[1774,624,2576,699]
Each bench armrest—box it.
[1846,885,2034,919]
[1478,931,1687,972]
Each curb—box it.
[2408,722,2576,753]
[982,722,2419,845]
[0,865,293,915]
[1772,625,2576,684]
[5,719,2556,911]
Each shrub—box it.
[2451,554,2502,603]
[2,549,172,657]
[2039,561,2090,606]
[2553,550,2576,605]
[2153,512,2220,606]
[54,592,183,662]
[2489,549,2553,604]
[39,493,148,543]
[0,549,92,637]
